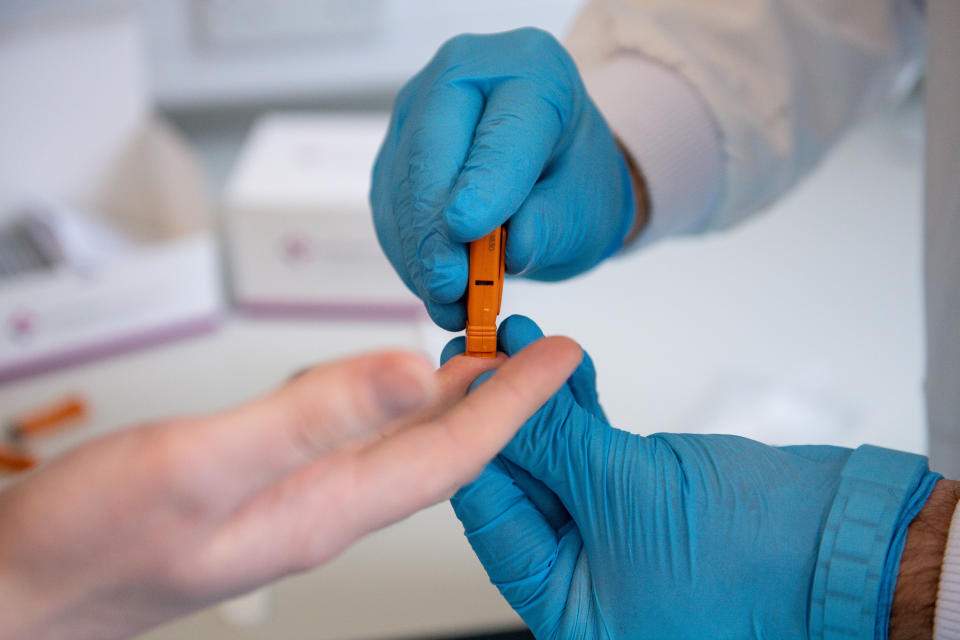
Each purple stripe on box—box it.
[0,314,221,385]
[238,300,426,322]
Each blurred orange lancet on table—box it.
[8,394,88,439]
[0,394,88,474]
[0,447,36,473]
[465,226,505,358]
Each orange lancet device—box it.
[7,394,87,440]
[465,226,506,358]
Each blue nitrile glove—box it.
[443,315,940,639]
[372,28,636,330]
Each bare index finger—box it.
[180,350,436,511]
[378,352,507,437]
[348,335,582,533]
[199,338,579,577]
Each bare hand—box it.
[0,337,581,640]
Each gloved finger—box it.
[375,201,463,334]
[498,314,606,421]
[391,85,480,307]
[370,104,400,220]
[466,369,496,393]
[451,458,575,622]
[486,315,602,508]
[440,336,466,365]
[496,314,545,355]
[466,349,593,514]
[500,386,597,511]
[444,79,567,244]
[505,156,628,281]
[424,296,467,332]
[371,114,419,299]
[566,349,607,422]
[500,457,570,532]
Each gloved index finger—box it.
[497,314,546,355]
[498,315,605,420]
[444,79,569,243]
[440,336,467,365]
[390,83,482,309]
[565,349,607,422]
[492,318,603,513]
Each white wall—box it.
[142,0,585,109]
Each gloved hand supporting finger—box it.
[499,457,571,532]
[451,457,579,627]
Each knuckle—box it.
[404,141,457,201]
[284,400,331,461]
[434,32,479,66]
[283,362,381,455]
[514,29,580,110]
[279,377,338,460]
[504,215,542,273]
[514,27,561,53]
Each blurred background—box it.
[0,1,926,638]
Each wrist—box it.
[615,138,650,249]
[580,55,723,247]
[809,445,940,640]
[891,479,960,640]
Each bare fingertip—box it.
[539,335,585,371]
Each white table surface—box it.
[0,98,926,639]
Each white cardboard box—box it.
[0,117,223,383]
[0,234,221,383]
[0,10,222,383]
[224,113,421,319]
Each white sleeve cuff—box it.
[580,55,725,248]
[935,500,960,639]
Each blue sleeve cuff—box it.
[809,444,941,640]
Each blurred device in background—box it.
[0,216,58,280]
[0,200,128,281]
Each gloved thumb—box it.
[498,315,606,420]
